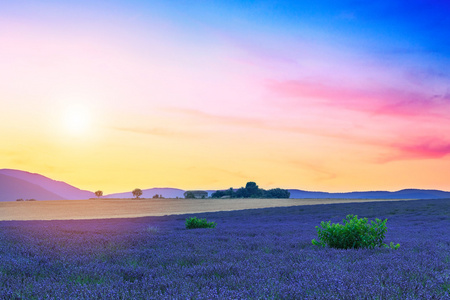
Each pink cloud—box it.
[263,79,450,164]
[378,138,450,163]
[265,79,447,119]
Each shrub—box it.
[185,217,216,229]
[146,226,159,233]
[312,214,400,250]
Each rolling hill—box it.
[287,189,450,199]
[1,169,449,201]
[0,169,94,201]
[0,173,65,201]
[105,188,186,199]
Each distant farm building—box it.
[184,190,208,199]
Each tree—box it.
[264,188,290,198]
[211,182,289,199]
[132,188,143,199]
[211,190,226,198]
[245,182,260,198]
[95,190,103,198]
[184,191,208,199]
[185,191,195,199]
[235,187,248,198]
[153,194,159,199]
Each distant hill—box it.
[287,189,450,199]
[1,169,449,201]
[105,188,187,199]
[0,174,64,201]
[0,169,94,201]
[107,187,450,200]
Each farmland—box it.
[0,198,423,221]
[0,199,449,299]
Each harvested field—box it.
[0,198,420,221]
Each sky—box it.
[1,0,450,194]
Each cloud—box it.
[165,107,386,145]
[208,167,248,180]
[112,126,200,138]
[164,106,450,165]
[378,138,450,163]
[165,107,270,130]
[287,159,337,182]
[265,79,448,119]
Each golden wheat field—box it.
[0,198,419,221]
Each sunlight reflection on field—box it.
[0,198,419,221]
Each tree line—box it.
[94,189,163,199]
[93,182,290,200]
[211,182,290,199]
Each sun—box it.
[64,105,92,135]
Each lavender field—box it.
[1,199,449,299]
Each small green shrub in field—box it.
[145,226,159,233]
[185,217,216,229]
[312,214,400,250]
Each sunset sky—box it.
[1,1,450,194]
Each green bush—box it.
[312,214,400,250]
[185,217,216,229]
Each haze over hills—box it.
[0,169,449,201]
[287,189,450,200]
[105,188,187,199]
[0,174,64,201]
[0,169,94,201]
